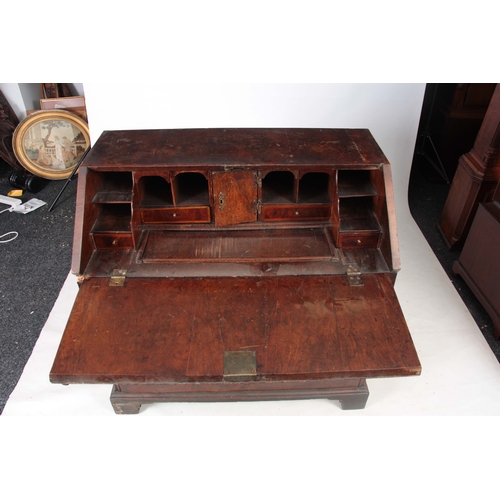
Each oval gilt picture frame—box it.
[13,110,90,180]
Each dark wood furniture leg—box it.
[452,260,500,340]
[336,379,370,410]
[110,378,370,414]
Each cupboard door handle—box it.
[218,192,225,210]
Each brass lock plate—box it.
[223,351,257,382]
[109,269,127,286]
[218,191,225,210]
[345,264,364,286]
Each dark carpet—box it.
[0,159,76,414]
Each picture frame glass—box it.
[13,110,90,180]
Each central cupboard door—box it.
[212,170,259,227]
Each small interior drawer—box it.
[93,233,134,249]
[338,232,380,248]
[141,207,211,224]
[262,205,330,221]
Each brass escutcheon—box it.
[218,191,225,210]
[223,351,257,382]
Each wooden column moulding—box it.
[50,128,421,414]
[439,84,500,250]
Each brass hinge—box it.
[253,199,262,215]
[346,264,364,286]
[109,269,127,287]
[223,351,257,382]
[223,166,244,171]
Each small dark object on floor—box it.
[9,171,50,193]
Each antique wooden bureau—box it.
[50,128,421,413]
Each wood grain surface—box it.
[50,274,420,384]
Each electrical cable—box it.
[0,231,19,243]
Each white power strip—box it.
[0,195,46,214]
[0,195,22,208]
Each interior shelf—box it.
[298,172,331,204]
[92,172,133,203]
[338,170,377,198]
[140,176,173,207]
[262,171,296,204]
[92,204,132,233]
[339,197,381,232]
[173,172,209,206]
[262,171,332,205]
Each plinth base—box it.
[110,378,370,414]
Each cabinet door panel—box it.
[213,170,258,227]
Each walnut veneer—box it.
[50,128,421,413]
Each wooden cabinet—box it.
[452,182,500,339]
[50,128,420,413]
[435,84,496,178]
[438,84,500,250]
